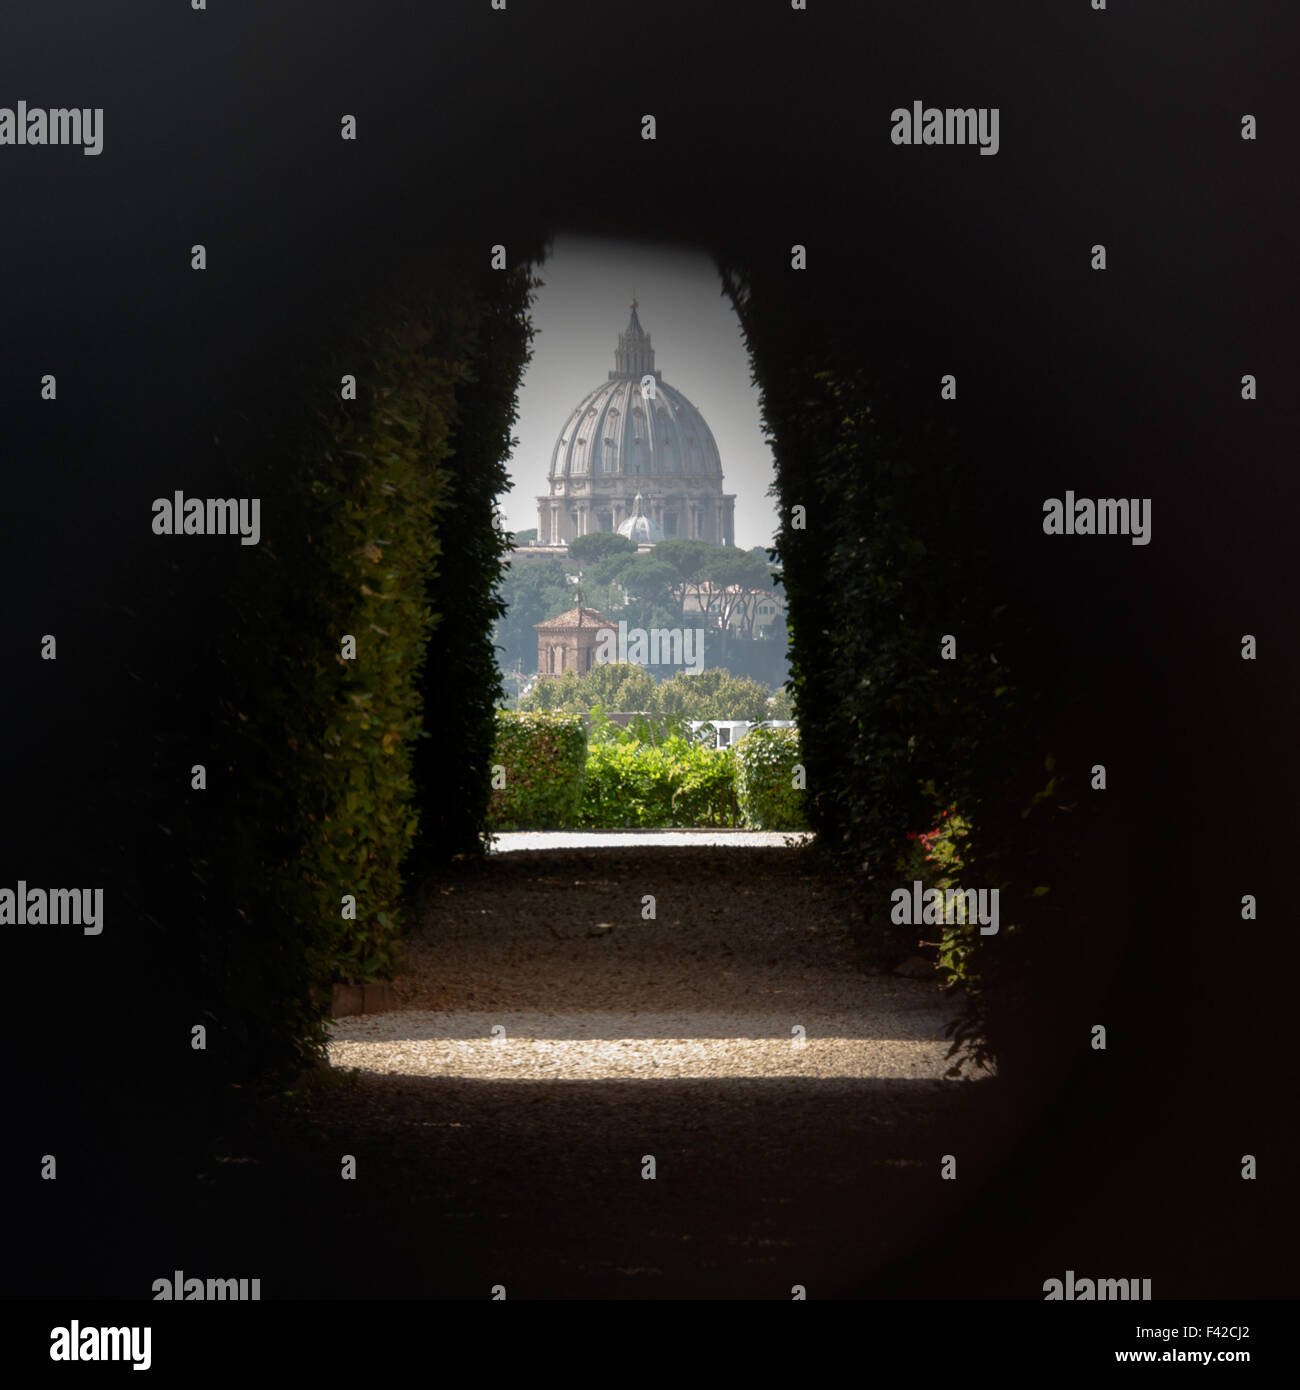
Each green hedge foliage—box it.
[199,258,540,1083]
[287,310,458,989]
[733,726,807,830]
[716,262,1096,1084]
[486,711,588,829]
[669,749,741,827]
[581,740,682,828]
[484,711,743,830]
[411,263,540,866]
[578,735,739,829]
[220,292,465,1056]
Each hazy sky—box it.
[499,235,780,551]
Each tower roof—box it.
[533,605,618,632]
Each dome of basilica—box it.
[536,302,735,547]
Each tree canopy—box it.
[493,535,788,689]
[521,663,782,723]
[567,530,637,565]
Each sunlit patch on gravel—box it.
[327,1010,978,1081]
[487,830,815,852]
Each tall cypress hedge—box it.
[716,261,1114,1095]
[217,259,539,1073]
[47,255,546,1096]
[410,264,540,867]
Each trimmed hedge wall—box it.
[411,263,540,865]
[203,258,540,1077]
[734,726,806,830]
[486,711,588,829]
[279,301,460,990]
[484,713,746,830]
[581,741,681,828]
[28,256,542,1098]
[578,736,740,829]
[669,748,741,828]
[715,261,1108,1089]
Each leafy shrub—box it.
[580,739,680,828]
[486,711,587,829]
[670,752,740,826]
[571,719,738,828]
[884,800,978,984]
[733,726,806,829]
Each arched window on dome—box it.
[602,438,616,474]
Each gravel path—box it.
[206,847,1006,1297]
[47,844,1278,1301]
[329,1010,958,1081]
[330,844,966,1083]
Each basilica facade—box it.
[535,302,735,547]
